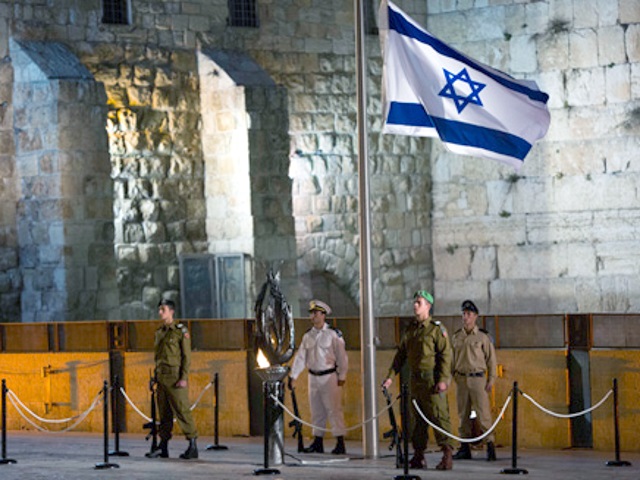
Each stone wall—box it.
[427,0,640,314]
[0,0,638,321]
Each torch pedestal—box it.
[254,365,289,475]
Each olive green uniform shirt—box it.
[387,317,454,449]
[388,318,453,385]
[155,322,191,381]
[154,321,197,440]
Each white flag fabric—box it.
[379,0,550,169]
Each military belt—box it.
[157,365,180,374]
[456,371,484,377]
[309,367,337,376]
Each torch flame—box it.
[256,349,270,368]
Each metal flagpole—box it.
[355,0,378,459]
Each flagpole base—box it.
[606,460,631,467]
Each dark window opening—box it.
[228,0,259,28]
[102,0,130,25]
[364,0,379,35]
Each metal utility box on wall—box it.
[179,253,247,319]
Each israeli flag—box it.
[379,0,550,169]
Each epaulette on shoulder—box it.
[454,327,463,335]
[432,320,448,338]
[479,328,495,343]
[329,326,343,338]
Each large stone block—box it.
[509,35,537,73]
[433,245,471,281]
[595,241,640,276]
[626,24,640,63]
[489,278,578,314]
[566,67,605,106]
[605,64,631,103]
[433,280,488,315]
[598,25,626,66]
[498,243,596,280]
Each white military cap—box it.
[308,299,332,316]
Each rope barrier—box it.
[189,381,213,411]
[0,360,109,376]
[6,388,101,424]
[271,393,398,433]
[7,389,102,433]
[119,387,152,423]
[119,382,213,423]
[413,394,512,443]
[521,389,613,418]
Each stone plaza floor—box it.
[0,431,638,479]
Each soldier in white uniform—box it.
[290,299,349,454]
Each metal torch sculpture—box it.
[253,269,295,472]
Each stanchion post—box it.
[109,375,129,457]
[254,381,279,475]
[95,381,119,470]
[606,378,631,467]
[393,382,419,480]
[207,373,228,451]
[0,379,16,465]
[500,381,527,475]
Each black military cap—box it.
[461,299,478,314]
[158,298,176,310]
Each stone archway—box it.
[197,49,299,315]
[10,39,119,322]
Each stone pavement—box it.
[1,431,639,480]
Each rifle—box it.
[382,386,403,468]
[143,371,158,456]
[287,377,304,453]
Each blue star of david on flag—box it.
[438,68,486,114]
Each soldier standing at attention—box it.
[382,290,455,471]
[290,299,349,455]
[451,300,497,461]
[147,298,199,460]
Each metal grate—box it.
[102,0,130,25]
[228,0,259,28]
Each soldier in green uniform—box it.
[146,299,199,460]
[382,290,454,471]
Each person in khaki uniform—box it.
[382,290,455,471]
[147,299,199,460]
[451,300,497,461]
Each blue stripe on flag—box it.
[387,7,549,104]
[387,101,434,128]
[387,102,531,160]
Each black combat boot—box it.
[303,436,324,453]
[179,438,198,459]
[146,439,169,458]
[452,443,472,460]
[331,436,346,455]
[487,441,497,461]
